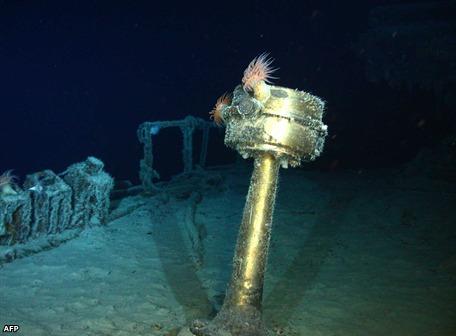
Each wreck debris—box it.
[24,170,72,238]
[62,157,114,228]
[0,157,114,256]
[0,192,32,245]
[137,116,216,192]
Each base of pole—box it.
[181,305,270,336]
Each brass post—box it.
[190,153,279,336]
[226,152,279,309]
[186,83,327,336]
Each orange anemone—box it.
[209,93,231,126]
[242,52,277,92]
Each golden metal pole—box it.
[190,153,279,336]
[226,152,279,309]
[187,82,327,336]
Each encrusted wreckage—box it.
[137,115,217,192]
[0,157,114,251]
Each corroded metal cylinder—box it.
[189,82,327,336]
[224,84,327,167]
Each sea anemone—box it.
[0,170,18,196]
[242,52,277,92]
[209,93,231,126]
